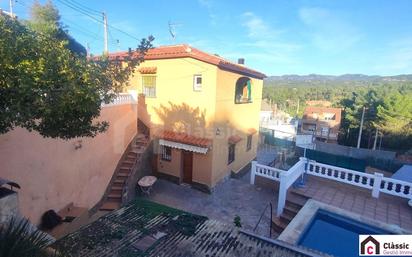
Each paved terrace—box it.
[292,175,412,231]
[147,171,412,237]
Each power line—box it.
[64,0,101,15]
[55,0,141,41]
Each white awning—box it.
[159,139,209,154]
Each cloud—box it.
[242,12,283,39]
[198,0,217,26]
[239,12,301,65]
[299,7,362,52]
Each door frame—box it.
[181,150,193,184]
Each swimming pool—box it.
[298,210,390,257]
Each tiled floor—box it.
[147,167,412,239]
[147,176,278,237]
[292,175,412,231]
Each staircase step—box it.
[100,201,121,211]
[108,193,122,199]
[280,212,294,223]
[117,172,130,178]
[109,189,123,195]
[111,186,123,191]
[286,199,304,210]
[284,205,300,216]
[271,217,288,233]
[114,178,126,184]
[119,167,131,172]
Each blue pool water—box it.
[298,210,390,257]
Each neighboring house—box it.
[305,100,332,107]
[300,106,341,143]
[112,44,265,192]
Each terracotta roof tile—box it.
[155,130,212,148]
[138,67,157,74]
[228,135,242,144]
[248,128,257,135]
[107,44,266,79]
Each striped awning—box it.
[159,139,209,154]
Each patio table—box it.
[138,176,157,195]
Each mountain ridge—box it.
[265,74,412,82]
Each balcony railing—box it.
[251,158,412,216]
[101,93,136,107]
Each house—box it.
[112,44,265,192]
[300,106,341,143]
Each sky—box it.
[2,0,412,76]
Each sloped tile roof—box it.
[138,67,157,74]
[53,199,321,257]
[108,44,266,79]
[155,130,212,148]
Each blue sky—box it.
[3,0,412,75]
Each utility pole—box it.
[379,132,383,150]
[357,106,365,149]
[372,128,378,150]
[9,0,13,17]
[102,12,108,54]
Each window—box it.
[246,135,252,151]
[142,75,156,97]
[161,146,172,161]
[321,127,329,136]
[193,75,202,91]
[228,144,235,164]
[235,77,252,104]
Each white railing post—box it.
[372,172,383,198]
[277,172,287,216]
[250,161,257,185]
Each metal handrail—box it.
[253,202,273,237]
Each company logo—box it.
[361,236,380,255]
[359,235,412,256]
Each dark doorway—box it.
[182,151,193,183]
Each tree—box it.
[0,13,153,139]
[27,0,86,55]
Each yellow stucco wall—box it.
[211,69,263,186]
[128,57,263,188]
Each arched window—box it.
[235,77,252,104]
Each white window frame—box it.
[142,75,156,98]
[193,74,202,92]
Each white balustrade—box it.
[101,93,136,107]
[250,157,412,217]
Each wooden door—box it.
[182,151,193,183]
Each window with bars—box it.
[228,144,235,164]
[142,75,156,97]
[246,135,252,151]
[161,146,172,161]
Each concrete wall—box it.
[315,141,396,160]
[0,104,137,224]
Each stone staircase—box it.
[272,191,310,236]
[99,134,149,211]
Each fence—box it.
[260,129,295,149]
[315,141,396,160]
[297,147,366,172]
[251,158,412,216]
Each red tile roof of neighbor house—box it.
[107,44,266,79]
[156,130,212,148]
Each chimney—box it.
[237,58,245,65]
